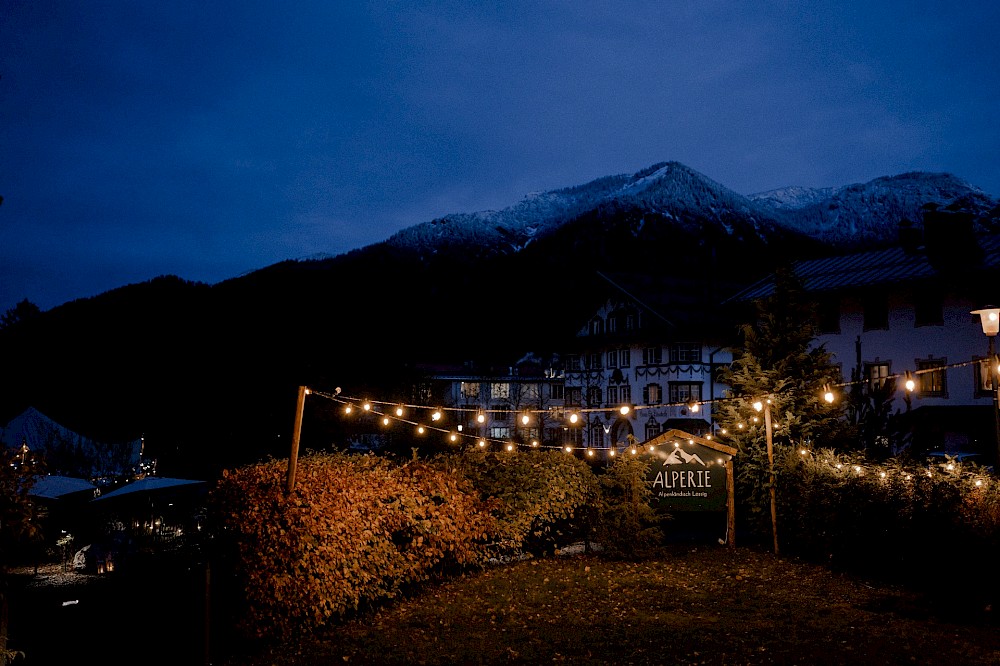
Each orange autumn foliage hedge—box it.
[211,452,497,640]
[211,449,602,641]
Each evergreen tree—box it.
[717,266,850,452]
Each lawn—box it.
[220,543,1000,665]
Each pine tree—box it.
[717,266,850,452]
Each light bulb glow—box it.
[753,401,763,412]
[619,405,630,415]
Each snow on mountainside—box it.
[751,172,998,245]
[382,162,997,257]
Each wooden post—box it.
[286,385,308,494]
[764,401,778,555]
[725,458,736,548]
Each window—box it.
[522,383,540,402]
[565,427,583,446]
[565,387,582,406]
[914,291,944,327]
[816,296,841,334]
[619,384,632,404]
[669,382,703,403]
[589,422,604,447]
[645,416,661,441]
[864,362,891,389]
[566,355,581,371]
[490,382,510,400]
[607,385,619,405]
[489,426,510,439]
[492,406,510,422]
[625,313,636,330]
[587,353,602,370]
[643,383,662,405]
[589,317,604,336]
[587,386,603,407]
[607,316,617,334]
[670,343,701,363]
[619,349,631,368]
[976,357,997,397]
[460,382,480,400]
[607,350,618,368]
[916,358,947,397]
[863,293,889,331]
[414,383,433,404]
[643,347,663,365]
[549,383,564,401]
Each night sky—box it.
[2,1,998,314]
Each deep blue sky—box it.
[2,1,998,314]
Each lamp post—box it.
[972,307,1000,469]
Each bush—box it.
[594,454,664,559]
[210,452,495,640]
[736,444,1000,606]
[431,448,601,557]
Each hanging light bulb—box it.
[477,412,486,423]
[689,402,700,413]
[362,402,371,411]
[822,384,835,404]
[753,400,763,412]
[569,413,579,424]
[564,445,573,453]
[619,405,631,416]
[904,371,915,392]
[396,406,405,417]
[521,413,530,425]
[431,410,442,421]
[477,439,487,448]
[382,417,390,426]
[506,443,515,452]
[531,440,539,447]
[344,406,353,415]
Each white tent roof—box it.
[93,477,205,501]
[30,475,98,500]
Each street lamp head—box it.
[972,307,1000,336]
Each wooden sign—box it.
[639,429,737,545]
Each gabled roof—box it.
[727,233,1000,303]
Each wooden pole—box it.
[286,385,308,494]
[725,458,736,548]
[764,401,779,555]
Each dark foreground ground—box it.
[10,543,1000,666]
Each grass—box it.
[220,543,1000,665]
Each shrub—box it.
[431,449,601,557]
[594,454,664,559]
[210,452,495,640]
[736,444,1000,606]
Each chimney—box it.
[922,206,981,271]
[898,218,922,254]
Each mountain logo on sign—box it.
[662,449,706,466]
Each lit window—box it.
[916,358,947,397]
